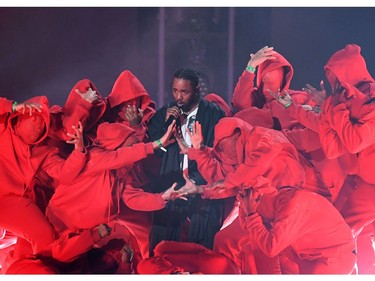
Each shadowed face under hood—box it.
[213,117,254,166]
[256,51,294,97]
[108,70,153,111]
[10,95,50,145]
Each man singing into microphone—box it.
[147,67,225,255]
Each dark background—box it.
[0,7,374,109]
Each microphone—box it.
[165,115,177,127]
[164,105,182,128]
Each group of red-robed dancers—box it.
[1,43,375,274]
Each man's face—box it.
[172,78,198,112]
[261,68,284,102]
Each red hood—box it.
[256,51,294,93]
[213,117,299,170]
[63,79,106,131]
[213,117,254,147]
[9,95,50,145]
[213,117,254,165]
[233,107,274,129]
[204,93,233,117]
[108,70,153,112]
[324,44,374,88]
[95,122,137,150]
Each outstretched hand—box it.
[177,172,203,195]
[161,182,188,201]
[302,80,326,106]
[159,120,176,147]
[267,88,292,107]
[186,121,204,149]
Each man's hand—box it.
[186,121,204,149]
[152,120,176,150]
[159,120,176,147]
[75,87,100,104]
[14,102,42,116]
[247,46,277,70]
[161,182,188,201]
[237,188,263,216]
[177,172,203,195]
[302,80,326,106]
[165,106,181,122]
[267,88,292,108]
[124,105,143,126]
[66,121,84,152]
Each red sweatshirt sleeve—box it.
[241,192,306,257]
[188,146,226,184]
[283,128,322,153]
[231,70,256,111]
[286,102,320,132]
[52,229,98,262]
[85,143,154,173]
[122,184,166,211]
[41,149,87,185]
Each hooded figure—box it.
[104,70,156,142]
[0,96,86,256]
[237,185,356,274]
[319,44,375,274]
[231,51,308,130]
[46,122,161,234]
[49,79,107,145]
[186,117,308,273]
[188,117,305,199]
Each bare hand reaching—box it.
[161,182,188,201]
[302,80,326,106]
[186,121,204,149]
[177,172,203,195]
[66,121,84,152]
[152,120,176,150]
[267,88,293,108]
